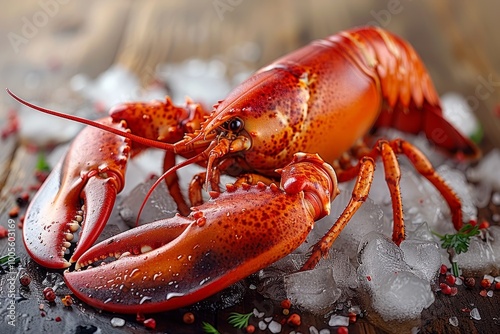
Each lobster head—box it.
[196,64,312,176]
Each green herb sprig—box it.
[228,311,253,329]
[202,322,220,334]
[436,223,480,254]
[36,152,51,172]
[434,222,480,276]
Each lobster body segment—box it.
[200,27,478,178]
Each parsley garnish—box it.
[438,223,480,254]
[434,222,480,276]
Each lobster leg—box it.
[335,138,463,245]
[63,153,338,313]
[163,150,190,215]
[393,139,462,230]
[301,157,375,270]
[189,170,278,208]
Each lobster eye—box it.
[227,118,244,132]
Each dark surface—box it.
[1,123,500,334]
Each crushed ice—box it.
[258,100,497,322]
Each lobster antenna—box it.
[135,147,213,226]
[6,88,180,152]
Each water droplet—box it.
[130,268,139,277]
[166,292,184,300]
[139,296,152,304]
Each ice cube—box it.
[400,239,441,282]
[371,271,435,321]
[317,249,358,293]
[406,222,437,242]
[310,189,388,257]
[356,233,436,321]
[467,148,500,191]
[436,165,477,222]
[441,92,482,141]
[257,253,305,300]
[471,182,493,208]
[455,226,500,276]
[367,163,452,235]
[357,233,411,291]
[398,165,452,234]
[284,267,341,314]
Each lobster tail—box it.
[331,27,480,160]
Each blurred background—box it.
[1,0,499,146]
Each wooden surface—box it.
[1,1,500,333]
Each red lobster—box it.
[8,26,480,313]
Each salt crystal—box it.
[319,329,331,334]
[455,277,463,286]
[111,317,125,327]
[487,290,494,297]
[484,274,494,283]
[268,321,282,333]
[348,305,362,315]
[309,326,319,334]
[449,316,459,327]
[253,308,264,318]
[470,307,481,320]
[258,321,267,330]
[328,314,349,327]
[264,317,273,323]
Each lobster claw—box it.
[24,119,129,269]
[63,153,338,313]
